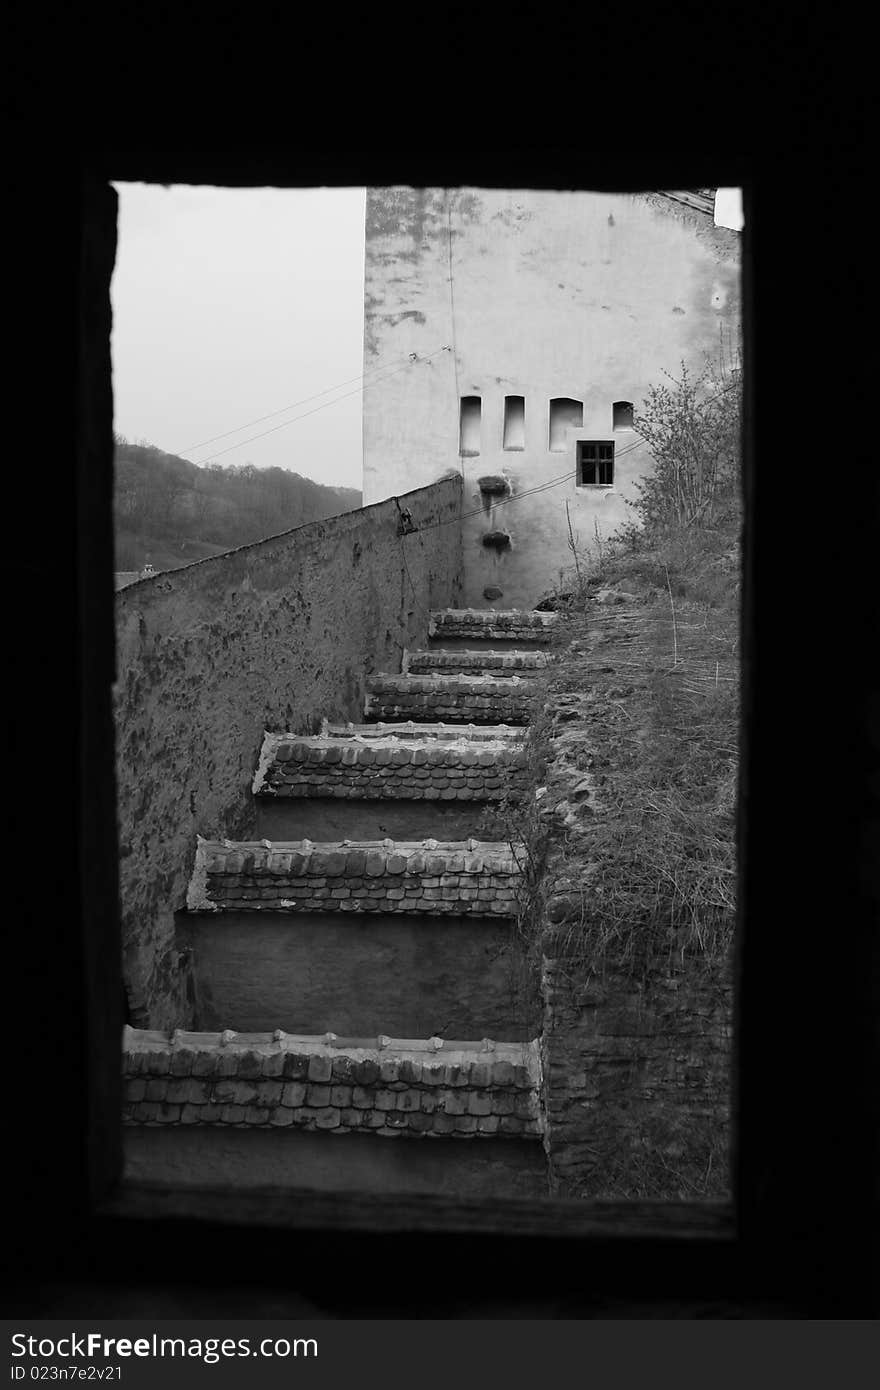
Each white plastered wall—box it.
[363,187,741,608]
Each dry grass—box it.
[521,516,741,980]
[581,1119,729,1201]
[489,522,739,1200]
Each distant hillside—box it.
[114,438,361,573]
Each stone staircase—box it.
[123,609,556,1198]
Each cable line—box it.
[177,345,450,459]
[194,348,450,467]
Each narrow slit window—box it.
[577,440,615,486]
[549,397,583,451]
[503,395,525,450]
[613,400,634,430]
[460,396,482,456]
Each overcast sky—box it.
[111,184,368,491]
[111,185,743,494]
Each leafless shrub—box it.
[630,332,742,533]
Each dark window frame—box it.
[9,150,875,1316]
[577,439,614,485]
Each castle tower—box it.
[362,187,741,607]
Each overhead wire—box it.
[175,347,448,458]
[191,347,451,467]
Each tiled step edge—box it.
[186,837,525,917]
[253,732,529,802]
[322,720,525,742]
[429,609,557,644]
[364,674,537,725]
[404,649,550,675]
[122,1027,542,1139]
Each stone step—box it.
[429,609,557,645]
[187,837,524,917]
[322,720,525,742]
[404,649,550,677]
[364,674,537,725]
[253,731,529,804]
[122,1027,542,1139]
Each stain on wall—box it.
[114,479,463,1029]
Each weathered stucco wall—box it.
[363,187,741,606]
[254,798,509,843]
[181,910,539,1039]
[114,479,463,1029]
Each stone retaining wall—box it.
[542,962,732,1197]
[114,478,463,1027]
[535,607,734,1197]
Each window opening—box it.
[577,440,614,485]
[503,396,525,450]
[613,400,634,430]
[460,396,481,456]
[97,178,746,1234]
[549,397,583,451]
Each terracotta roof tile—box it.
[122,1028,543,1139]
[187,837,525,917]
[253,732,530,802]
[405,649,550,676]
[429,609,557,644]
[364,674,537,725]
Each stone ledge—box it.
[253,732,529,802]
[364,674,537,725]
[122,1028,543,1139]
[186,837,525,916]
[429,609,557,644]
[405,649,550,676]
[323,720,525,742]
